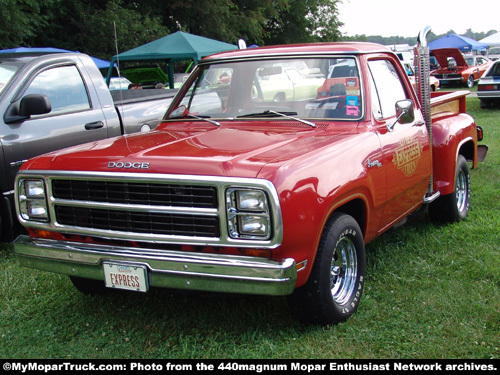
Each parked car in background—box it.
[486,47,500,61]
[477,60,500,108]
[404,62,440,92]
[109,77,132,90]
[256,65,325,102]
[316,58,358,98]
[430,48,493,88]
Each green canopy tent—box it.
[106,31,237,88]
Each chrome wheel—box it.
[456,168,468,214]
[330,236,358,305]
[429,155,470,222]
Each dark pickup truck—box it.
[0,51,176,240]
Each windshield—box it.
[172,56,363,121]
[484,62,500,77]
[0,63,20,95]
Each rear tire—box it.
[288,213,365,324]
[429,155,470,222]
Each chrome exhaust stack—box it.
[414,26,439,201]
[414,26,432,131]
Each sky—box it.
[337,0,499,38]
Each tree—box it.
[1,0,343,57]
[129,0,286,46]
[265,0,343,45]
[77,0,169,59]
[33,0,168,59]
[0,0,61,49]
[116,0,343,46]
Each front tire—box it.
[465,75,474,88]
[480,99,491,109]
[69,276,109,295]
[288,213,366,324]
[429,155,470,222]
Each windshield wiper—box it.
[237,110,316,128]
[237,110,297,118]
[169,105,221,126]
[186,114,220,127]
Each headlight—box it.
[25,180,45,198]
[235,190,267,211]
[226,188,271,240]
[18,178,49,222]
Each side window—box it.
[24,65,90,115]
[368,60,407,119]
[368,73,382,119]
[179,66,230,115]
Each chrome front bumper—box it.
[14,235,296,296]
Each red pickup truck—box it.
[13,28,487,324]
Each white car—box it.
[477,60,500,108]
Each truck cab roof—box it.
[203,42,392,62]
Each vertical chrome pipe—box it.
[414,26,434,195]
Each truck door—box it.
[2,63,109,190]
[367,58,432,232]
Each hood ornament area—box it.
[107,161,150,169]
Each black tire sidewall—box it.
[429,155,471,222]
[318,214,366,320]
[69,276,109,295]
[289,213,366,324]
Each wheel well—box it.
[332,198,366,236]
[459,139,475,163]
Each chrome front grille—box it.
[54,205,220,237]
[16,171,283,248]
[433,73,460,80]
[52,180,218,208]
[51,178,219,239]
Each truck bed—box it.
[112,89,177,134]
[110,88,178,105]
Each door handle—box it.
[85,121,104,130]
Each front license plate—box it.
[103,262,149,292]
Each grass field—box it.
[0,95,498,359]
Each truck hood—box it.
[22,121,358,178]
[431,48,468,69]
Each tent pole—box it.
[105,59,115,85]
[168,63,174,89]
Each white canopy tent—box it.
[479,32,500,47]
[479,32,500,59]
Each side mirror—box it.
[4,94,52,124]
[388,99,414,131]
[168,105,188,119]
[19,94,52,117]
[395,99,415,124]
